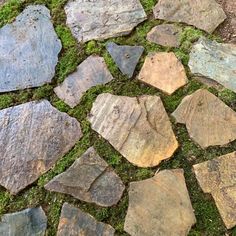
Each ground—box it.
[0,0,236,235]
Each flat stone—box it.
[45,147,125,207]
[172,89,236,148]
[0,100,82,194]
[124,169,196,236]
[147,24,182,47]
[106,42,144,78]
[88,93,178,167]
[0,5,62,93]
[138,52,188,95]
[65,0,147,43]
[153,0,226,33]
[193,152,236,229]
[54,56,114,108]
[189,37,236,92]
[0,207,47,236]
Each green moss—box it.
[0,94,14,109]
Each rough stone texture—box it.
[88,93,178,167]
[193,152,236,229]
[0,100,82,194]
[172,89,236,148]
[138,52,188,95]
[124,169,196,236]
[0,5,62,93]
[54,56,114,108]
[153,0,226,33]
[147,24,182,47]
[64,0,147,43]
[189,37,236,93]
[57,203,115,236]
[45,147,124,207]
[106,42,144,78]
[0,207,47,236]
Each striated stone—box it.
[189,37,236,92]
[0,207,47,236]
[54,56,114,108]
[138,52,188,95]
[124,169,196,236]
[0,100,82,194]
[172,89,236,148]
[193,152,236,229]
[0,5,61,93]
[88,93,178,167]
[153,0,226,33]
[106,42,144,78]
[45,147,124,207]
[64,0,147,43]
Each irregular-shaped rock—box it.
[0,5,62,93]
[57,203,115,236]
[124,169,196,236]
[106,42,144,78]
[189,37,236,92]
[65,0,147,43]
[138,52,188,95]
[147,24,182,47]
[0,100,82,194]
[0,207,47,236]
[54,56,114,108]
[88,93,178,167]
[153,0,226,33]
[45,147,124,206]
[172,89,236,148]
[193,152,236,229]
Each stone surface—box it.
[0,207,47,236]
[193,152,236,229]
[88,93,178,167]
[153,0,226,33]
[189,37,236,92]
[106,42,144,78]
[0,100,82,194]
[138,52,188,95]
[57,203,115,236]
[147,24,182,47]
[172,89,236,148]
[64,0,147,43]
[54,56,114,108]
[45,147,125,207]
[0,5,61,93]
[124,169,196,236]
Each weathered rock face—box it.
[153,0,226,33]
[64,0,147,43]
[88,93,178,167]
[0,207,47,236]
[57,203,115,236]
[138,52,188,95]
[172,89,236,148]
[189,37,236,92]
[0,100,82,194]
[0,5,62,93]
[124,169,196,236]
[54,56,114,108]
[193,152,236,229]
[45,147,124,207]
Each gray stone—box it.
[0,100,82,194]
[106,42,144,78]
[0,207,47,236]
[0,5,62,93]
[54,56,114,108]
[45,147,125,207]
[189,37,236,92]
[65,0,147,43]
